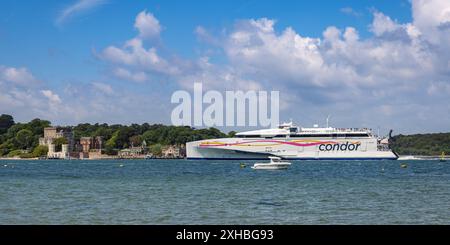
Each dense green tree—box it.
[92,127,114,139]
[0,114,14,135]
[27,118,51,136]
[7,149,24,157]
[32,145,48,157]
[150,144,163,157]
[228,131,237,137]
[53,137,68,152]
[391,133,450,155]
[129,135,142,147]
[0,140,14,156]
[104,130,119,155]
[115,127,135,149]
[15,129,33,149]
[142,130,159,145]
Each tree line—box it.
[390,133,450,156]
[0,114,231,158]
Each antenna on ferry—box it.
[326,115,331,128]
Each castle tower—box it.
[48,143,55,158]
[62,144,69,159]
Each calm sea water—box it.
[0,159,449,224]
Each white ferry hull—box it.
[186,138,398,160]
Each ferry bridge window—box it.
[274,135,287,138]
[236,135,261,138]
[243,135,261,138]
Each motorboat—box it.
[251,156,292,170]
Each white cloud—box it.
[0,65,173,126]
[112,68,148,83]
[427,81,450,95]
[56,0,107,26]
[92,82,114,95]
[101,38,179,75]
[370,11,401,36]
[412,0,450,35]
[56,82,172,125]
[134,10,161,39]
[195,26,221,46]
[0,66,39,86]
[99,12,180,78]
[90,2,450,132]
[0,66,70,122]
[340,7,363,17]
[41,90,62,104]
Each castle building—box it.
[79,136,103,159]
[47,144,69,159]
[39,127,74,159]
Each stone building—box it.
[39,127,74,151]
[47,144,69,159]
[39,127,74,159]
[79,136,103,159]
[162,145,185,158]
[118,141,148,159]
[118,147,145,158]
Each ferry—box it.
[186,121,398,160]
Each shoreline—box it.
[0,157,186,161]
[0,156,447,161]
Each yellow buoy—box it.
[400,163,408,168]
[240,163,246,168]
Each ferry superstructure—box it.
[186,122,398,160]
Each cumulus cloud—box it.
[41,90,62,104]
[0,66,39,86]
[57,81,172,125]
[0,64,172,125]
[412,0,450,38]
[134,10,161,39]
[91,82,114,95]
[195,26,221,46]
[99,12,181,80]
[94,1,450,131]
[56,0,107,26]
[101,38,177,75]
[112,68,148,83]
[0,66,69,122]
[218,6,450,130]
[370,11,401,36]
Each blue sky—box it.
[1,1,411,77]
[1,0,449,134]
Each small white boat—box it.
[251,156,292,170]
